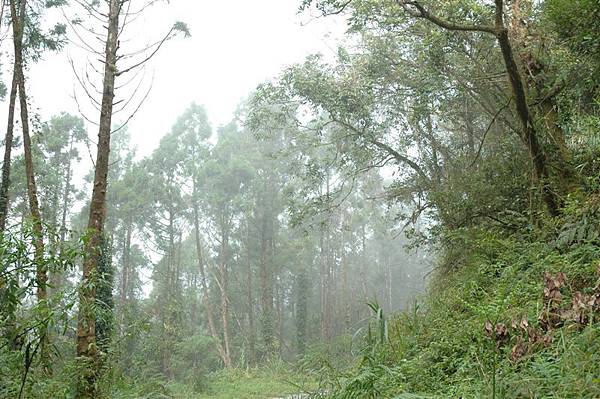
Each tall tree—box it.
[74,1,187,395]
[10,0,51,372]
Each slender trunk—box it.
[493,0,559,216]
[244,221,256,365]
[175,231,182,291]
[319,230,327,340]
[52,136,75,293]
[465,97,476,157]
[259,193,274,356]
[0,69,18,232]
[295,265,308,356]
[11,0,50,373]
[76,1,119,396]
[386,252,392,312]
[119,218,132,333]
[320,175,332,342]
[341,233,350,332]
[276,277,283,357]
[192,194,229,366]
[48,135,74,294]
[168,208,175,292]
[59,136,75,244]
[508,0,578,193]
[360,223,368,306]
[162,208,176,378]
[219,216,232,367]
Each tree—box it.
[0,0,65,233]
[302,0,566,216]
[11,0,49,372]
[73,1,188,396]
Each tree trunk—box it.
[508,0,578,194]
[492,0,559,216]
[386,252,392,312]
[59,136,75,244]
[295,265,308,356]
[259,191,275,357]
[244,221,257,365]
[76,0,119,396]
[341,233,351,333]
[276,276,284,357]
[319,230,327,341]
[192,193,229,367]
[0,69,18,232]
[11,0,50,373]
[360,222,368,307]
[119,218,132,333]
[218,217,232,367]
[495,28,558,215]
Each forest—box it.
[0,0,599,398]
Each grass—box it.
[165,367,312,399]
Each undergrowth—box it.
[307,203,600,398]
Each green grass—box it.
[164,367,311,399]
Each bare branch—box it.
[469,98,512,167]
[111,73,154,134]
[115,26,175,77]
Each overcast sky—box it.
[22,0,345,158]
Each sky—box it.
[23,0,346,158]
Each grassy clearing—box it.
[181,368,303,399]
[114,367,312,399]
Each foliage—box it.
[0,226,80,398]
[305,219,600,398]
[4,0,600,397]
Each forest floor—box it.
[164,368,312,399]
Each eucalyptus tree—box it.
[201,123,254,367]
[146,129,188,377]
[240,128,286,358]
[300,0,586,216]
[102,130,150,337]
[251,6,546,245]
[173,104,231,365]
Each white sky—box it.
[22,0,346,158]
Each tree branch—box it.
[397,0,497,34]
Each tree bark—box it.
[495,27,558,216]
[340,230,351,333]
[0,69,18,233]
[508,0,578,194]
[295,265,308,356]
[76,0,120,396]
